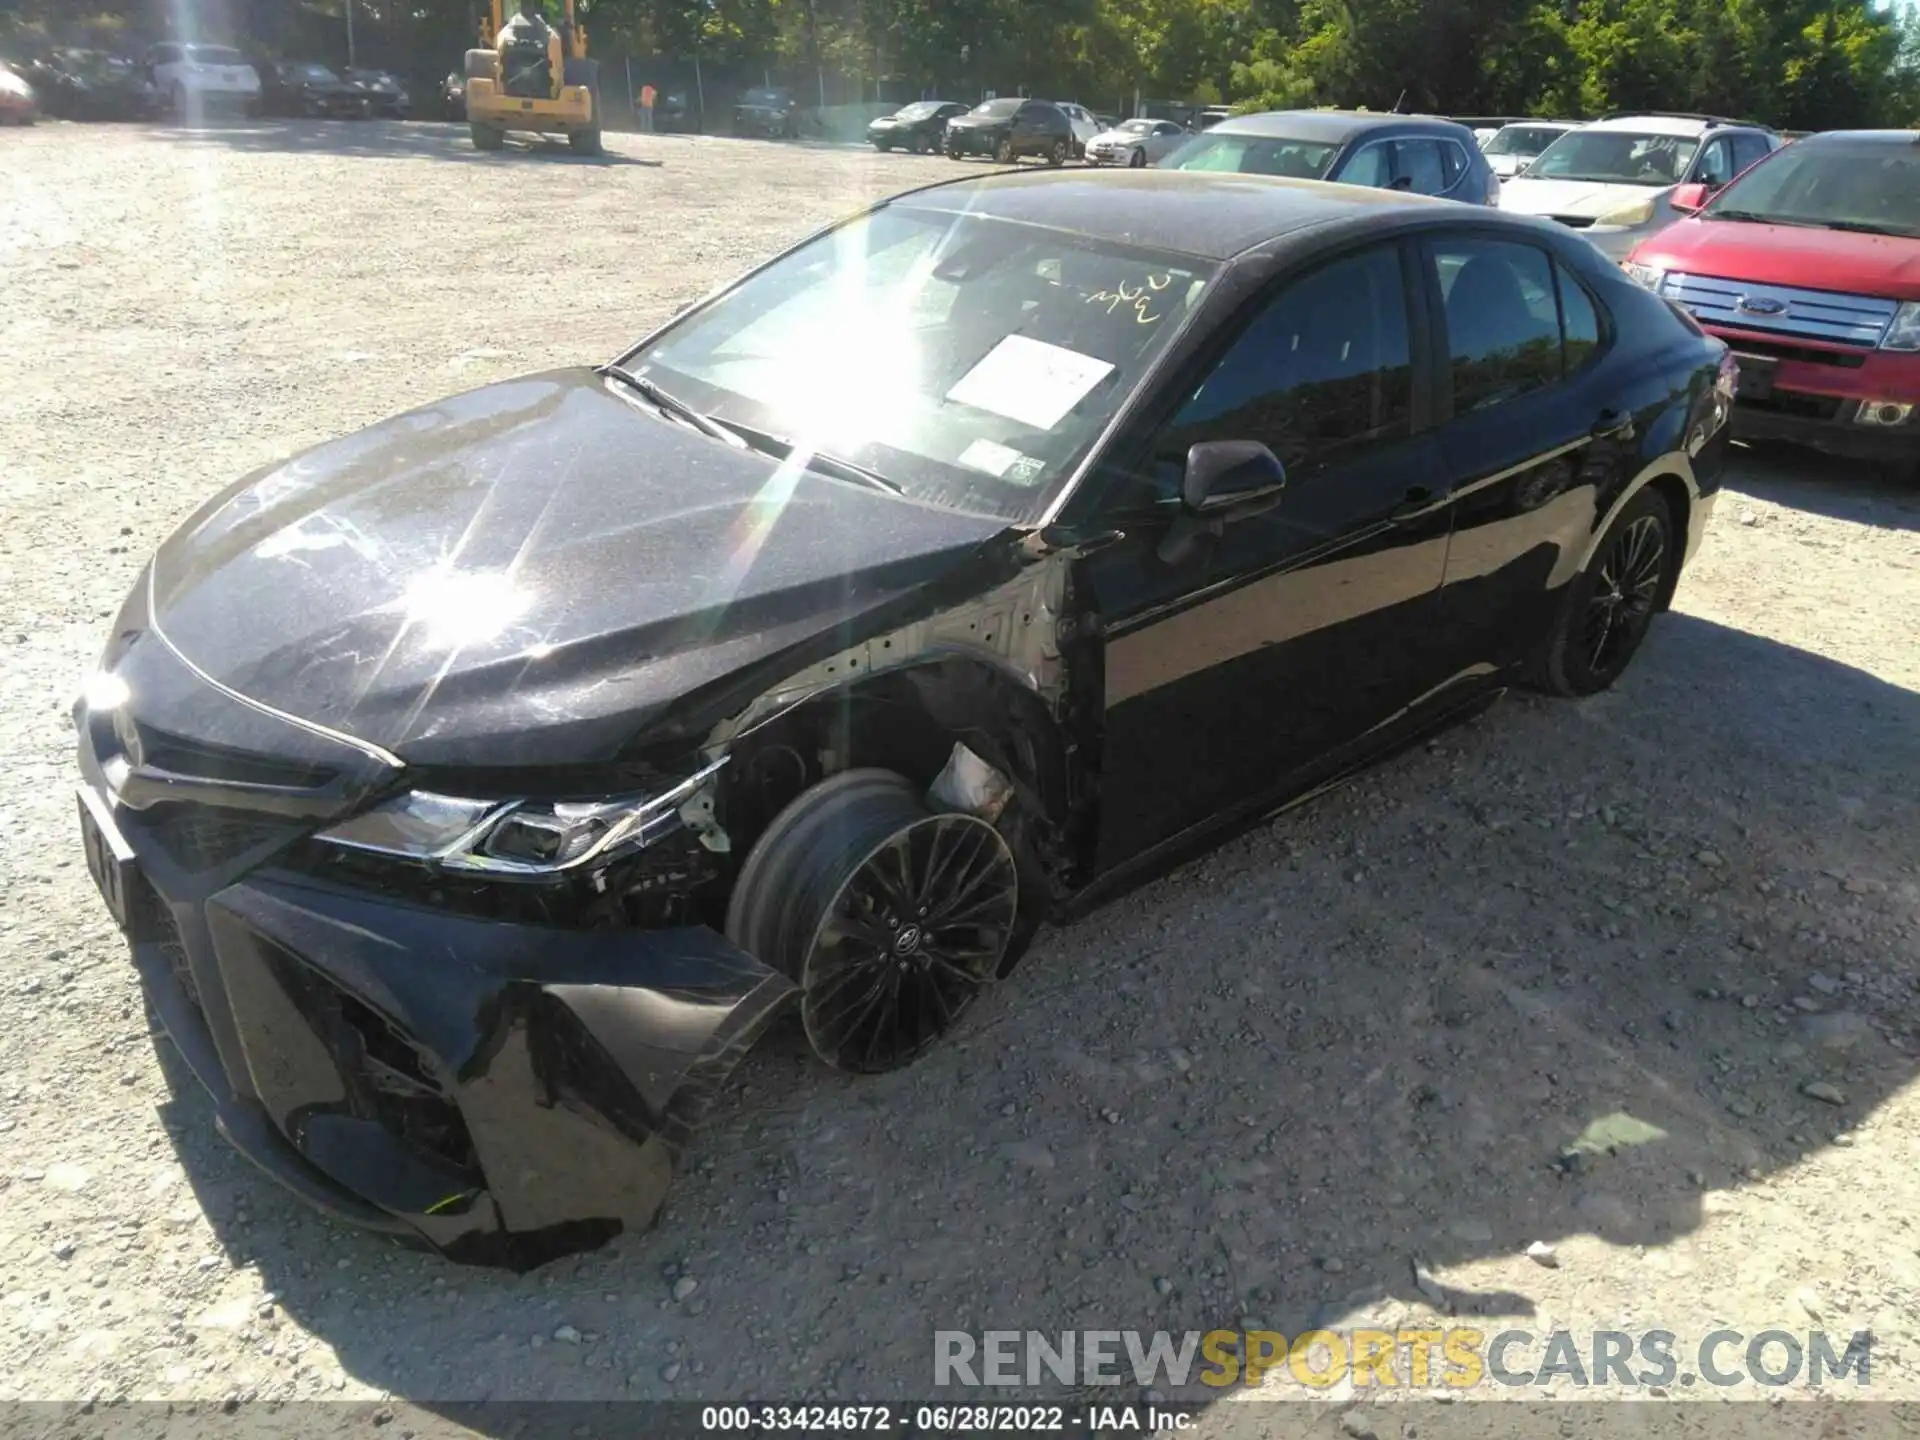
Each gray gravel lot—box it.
[3,119,1920,1427]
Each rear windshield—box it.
[971,98,1021,118]
[894,102,942,119]
[1159,132,1338,179]
[185,46,247,66]
[1706,141,1920,238]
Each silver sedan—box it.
[1084,117,1188,168]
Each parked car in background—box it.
[943,97,1075,165]
[1193,105,1233,130]
[0,59,37,123]
[1624,130,1920,481]
[1084,116,1187,167]
[148,42,261,120]
[258,60,370,119]
[1160,110,1499,205]
[867,99,965,152]
[733,86,797,138]
[345,67,410,119]
[1482,119,1579,179]
[73,166,1731,1264]
[26,49,161,120]
[441,70,464,121]
[1055,101,1102,154]
[653,88,691,132]
[1500,113,1782,261]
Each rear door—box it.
[1420,229,1626,674]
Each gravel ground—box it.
[3,119,1919,1428]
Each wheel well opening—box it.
[706,660,1075,921]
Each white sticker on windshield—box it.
[946,335,1116,431]
[958,439,1049,487]
[958,438,1023,477]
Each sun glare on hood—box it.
[400,566,531,649]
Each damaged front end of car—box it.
[76,526,1099,1268]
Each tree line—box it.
[7,0,1919,128]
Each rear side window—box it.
[1339,142,1393,188]
[1730,133,1770,174]
[1438,141,1468,188]
[1397,139,1449,195]
[1557,261,1602,373]
[1433,237,1562,413]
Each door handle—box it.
[1592,408,1635,440]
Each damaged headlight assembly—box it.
[315,757,727,877]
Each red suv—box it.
[1622,130,1920,480]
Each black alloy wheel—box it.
[726,770,1019,1073]
[1047,138,1067,166]
[1531,487,1673,696]
[1129,145,1147,167]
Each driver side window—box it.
[1695,137,1735,186]
[1098,245,1414,512]
[1337,142,1394,188]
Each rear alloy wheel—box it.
[1530,487,1673,697]
[1129,145,1147,168]
[1047,139,1067,166]
[725,770,1019,1073]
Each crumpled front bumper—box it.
[76,627,796,1269]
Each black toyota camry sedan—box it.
[76,170,1732,1266]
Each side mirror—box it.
[1182,439,1288,516]
[1159,440,1287,565]
[1669,182,1710,215]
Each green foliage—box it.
[2,0,1911,126]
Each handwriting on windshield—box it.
[1086,273,1175,325]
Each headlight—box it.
[317,758,725,876]
[1596,196,1657,227]
[1622,262,1667,293]
[1881,302,1920,353]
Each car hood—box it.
[147,369,1011,769]
[947,115,1008,128]
[1501,176,1662,219]
[1488,153,1534,178]
[1633,219,1920,300]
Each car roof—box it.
[891,168,1463,262]
[1792,129,1920,146]
[1497,119,1578,130]
[1586,114,1728,137]
[1207,109,1476,145]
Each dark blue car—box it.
[1160,109,1500,205]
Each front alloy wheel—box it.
[726,770,1019,1073]
[1129,145,1147,167]
[995,136,1014,164]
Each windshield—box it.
[971,98,1021,118]
[68,51,134,76]
[894,102,941,119]
[741,89,788,107]
[1705,142,1920,238]
[629,204,1215,523]
[1159,132,1338,179]
[1116,119,1155,136]
[1486,125,1567,158]
[186,46,247,67]
[294,64,338,82]
[1525,129,1699,185]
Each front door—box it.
[1068,241,1455,870]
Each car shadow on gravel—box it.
[143,611,1920,1412]
[1726,443,1920,531]
[143,118,663,167]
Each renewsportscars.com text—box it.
[934,1328,1873,1390]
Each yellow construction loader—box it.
[463,0,601,154]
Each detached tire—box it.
[1529,487,1674,697]
[725,769,1020,1074]
[470,120,504,150]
